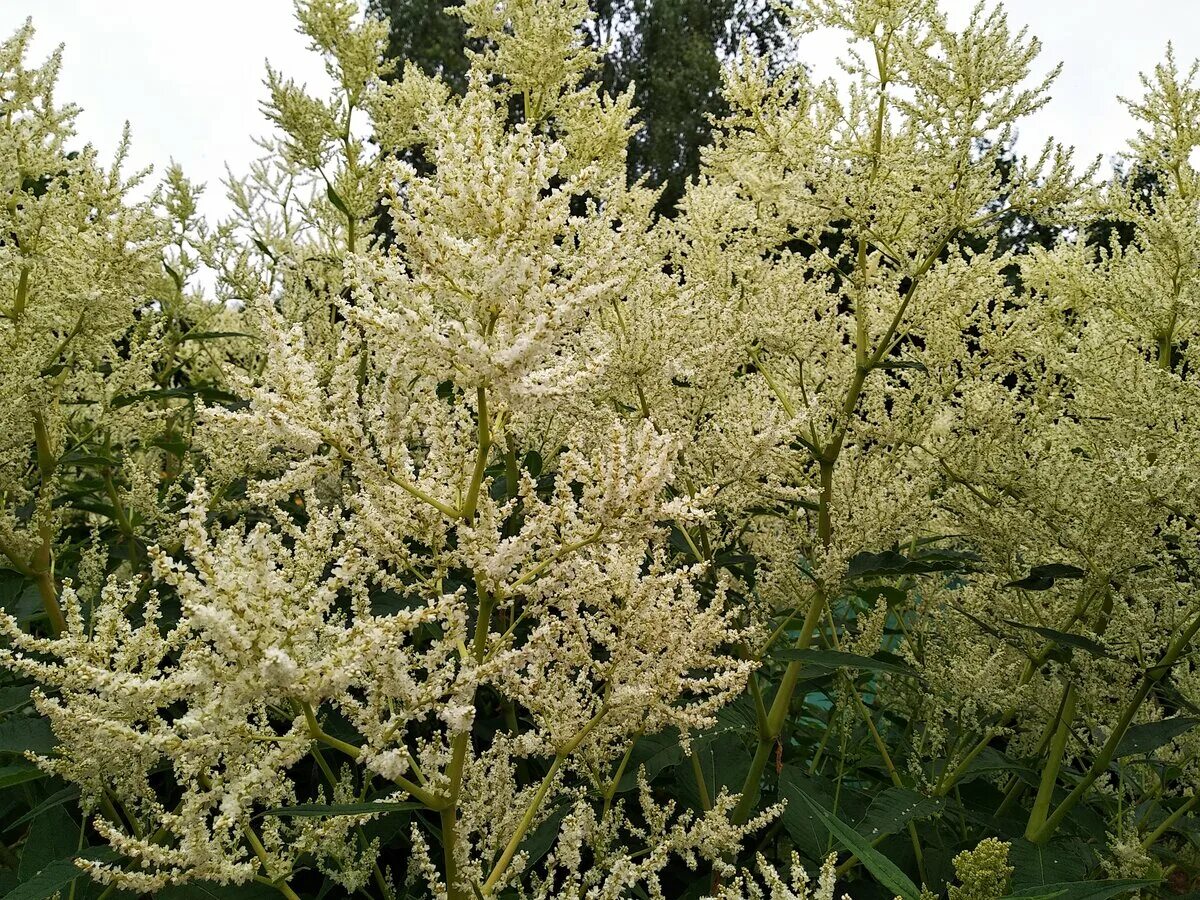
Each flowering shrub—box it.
[0,1,1198,898]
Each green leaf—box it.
[617,732,684,792]
[1,847,118,900]
[7,785,79,830]
[875,359,929,374]
[847,548,979,579]
[56,450,119,469]
[18,806,80,884]
[0,686,32,716]
[252,237,276,261]
[0,761,45,790]
[326,183,351,218]
[1009,838,1095,889]
[111,385,240,410]
[163,262,183,292]
[769,648,917,678]
[856,788,944,838]
[518,803,569,871]
[0,573,41,624]
[1114,717,1200,758]
[156,881,281,899]
[1001,621,1116,660]
[1004,879,1157,900]
[787,784,921,900]
[856,585,909,607]
[957,747,1039,785]
[260,799,421,818]
[0,717,56,755]
[1006,564,1086,591]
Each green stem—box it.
[1024,684,1077,840]
[1028,613,1200,843]
[460,387,491,522]
[103,470,139,572]
[602,735,640,820]
[481,709,605,895]
[242,821,300,900]
[1141,794,1200,850]
[732,586,827,825]
[299,702,442,809]
[482,756,564,895]
[13,264,29,319]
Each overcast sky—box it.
[3,1,1199,224]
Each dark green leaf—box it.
[0,573,40,624]
[156,881,281,899]
[163,262,183,292]
[112,385,241,410]
[326,183,351,218]
[0,761,44,790]
[0,717,55,755]
[1003,879,1157,900]
[18,806,79,883]
[857,585,909,607]
[955,747,1039,786]
[0,687,32,716]
[1009,838,1095,890]
[178,331,256,343]
[876,359,928,374]
[518,804,568,871]
[769,648,917,678]
[2,847,118,900]
[1001,621,1116,659]
[789,786,921,900]
[856,788,944,838]
[847,548,979,579]
[1006,564,1086,591]
[7,785,79,830]
[252,237,275,260]
[617,732,684,792]
[1114,717,1200,758]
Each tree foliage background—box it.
[368,0,789,212]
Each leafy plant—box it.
[0,2,1198,899]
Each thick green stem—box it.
[934,587,1107,796]
[1024,684,1077,841]
[13,264,29,319]
[731,586,827,825]
[461,387,491,522]
[1158,328,1175,370]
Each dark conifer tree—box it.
[366,0,788,215]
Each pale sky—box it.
[3,1,1198,224]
